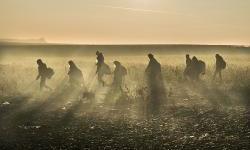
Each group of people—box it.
[184,54,226,81]
[183,54,206,81]
[36,52,226,116]
[36,51,128,91]
[95,51,127,89]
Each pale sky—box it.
[0,0,250,45]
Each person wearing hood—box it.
[112,61,127,90]
[145,53,166,117]
[68,60,84,87]
[213,54,226,81]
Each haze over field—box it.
[1,45,250,149]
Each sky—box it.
[0,0,250,45]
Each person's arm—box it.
[36,67,41,80]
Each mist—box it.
[0,44,250,149]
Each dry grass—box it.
[0,53,250,149]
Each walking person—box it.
[112,61,127,91]
[145,53,166,117]
[36,59,54,91]
[68,60,84,88]
[189,56,206,81]
[213,54,226,81]
[183,54,192,80]
[95,51,111,86]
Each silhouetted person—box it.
[190,56,206,81]
[190,56,199,80]
[213,54,226,81]
[184,54,192,79]
[145,53,166,116]
[112,61,127,90]
[96,51,104,73]
[186,54,192,67]
[68,60,84,88]
[96,51,111,86]
[36,59,53,91]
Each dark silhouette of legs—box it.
[219,71,222,81]
[97,73,105,86]
[40,77,52,91]
[40,77,46,91]
[213,70,217,80]
[213,70,222,81]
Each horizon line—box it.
[1,42,249,47]
[0,38,249,47]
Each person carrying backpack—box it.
[213,54,226,81]
[36,59,54,91]
[95,51,111,86]
[188,56,206,81]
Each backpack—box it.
[221,60,226,69]
[198,60,206,75]
[102,63,111,74]
[46,67,55,79]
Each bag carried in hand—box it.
[46,67,55,79]
[198,60,206,75]
[221,60,226,69]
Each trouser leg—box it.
[98,73,104,86]
[40,77,46,91]
[219,71,222,81]
[213,70,217,80]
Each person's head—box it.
[113,61,121,67]
[186,54,190,58]
[148,53,154,60]
[68,60,75,67]
[37,59,43,65]
[68,60,73,65]
[96,51,100,55]
[215,54,220,59]
[192,56,198,62]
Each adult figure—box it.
[36,59,53,91]
[190,56,199,80]
[189,56,206,81]
[96,51,104,74]
[213,54,226,81]
[68,60,84,88]
[145,53,166,116]
[184,54,192,80]
[96,51,111,86]
[112,61,127,90]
